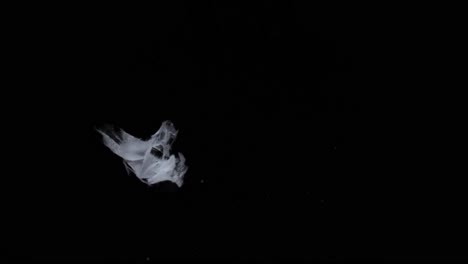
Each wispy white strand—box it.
[96,120,188,187]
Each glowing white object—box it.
[96,120,188,187]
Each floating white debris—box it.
[96,120,188,187]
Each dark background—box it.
[6,2,466,262]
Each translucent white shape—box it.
[96,120,188,187]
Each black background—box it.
[6,2,466,262]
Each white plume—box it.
[96,120,188,187]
